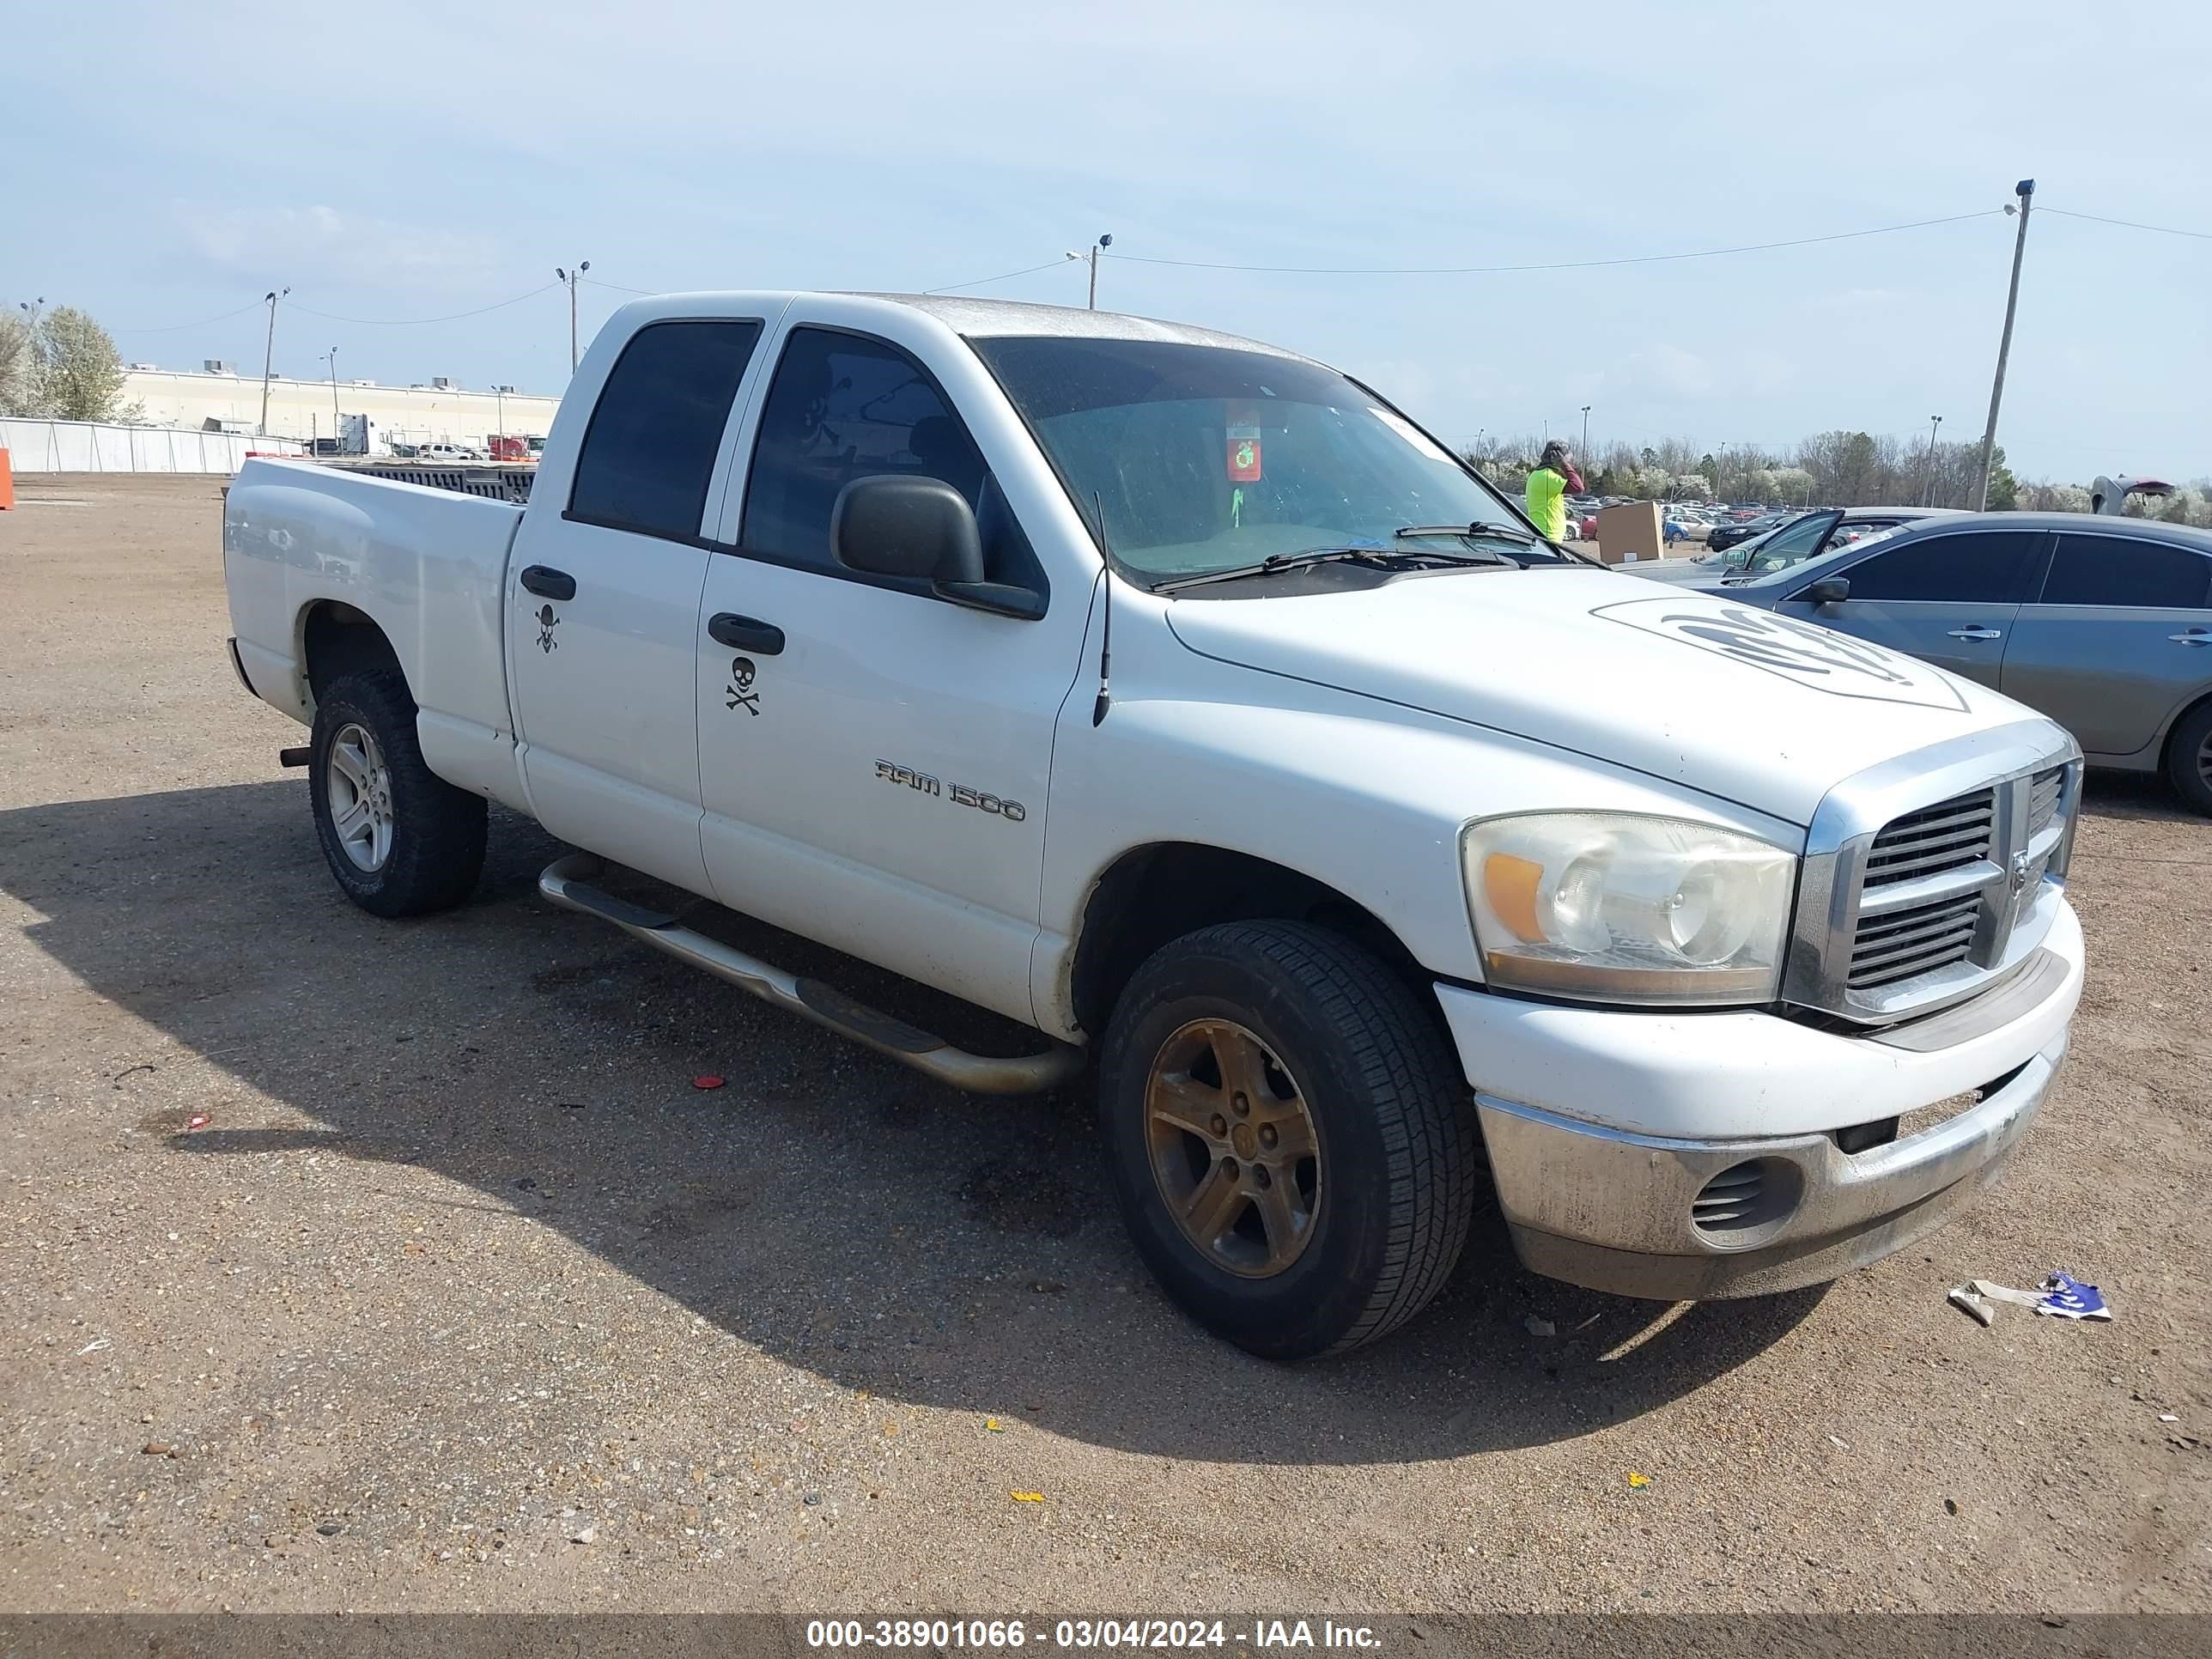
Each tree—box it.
[1984,446,2020,512]
[0,312,40,416]
[37,307,127,422]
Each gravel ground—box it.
[1,475,2206,1617]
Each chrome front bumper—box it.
[1473,1031,2066,1301]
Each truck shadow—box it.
[2,779,1868,1465]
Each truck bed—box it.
[222,459,525,794]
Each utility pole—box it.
[1086,234,1113,310]
[258,288,289,436]
[555,263,590,372]
[1580,405,1591,461]
[1975,179,2034,511]
[1923,413,1943,506]
[324,348,342,429]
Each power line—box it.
[1101,209,2005,276]
[580,276,653,295]
[2040,206,2212,242]
[926,256,1079,295]
[287,283,563,326]
[110,299,270,335]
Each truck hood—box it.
[1164,567,2035,826]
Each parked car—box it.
[221,290,2086,1358]
[1692,512,2212,811]
[1638,507,1963,587]
[416,441,488,464]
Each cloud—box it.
[179,204,499,289]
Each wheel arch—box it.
[298,600,407,711]
[1065,841,1440,1041]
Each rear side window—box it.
[1844,531,2040,605]
[568,319,763,542]
[2040,533,2212,608]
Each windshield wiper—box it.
[1397,522,1541,546]
[1153,544,1505,594]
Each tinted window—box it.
[2040,533,2212,609]
[1842,531,2039,604]
[568,319,762,541]
[743,329,988,571]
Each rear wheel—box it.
[1097,921,1481,1359]
[308,669,487,916]
[2166,699,2212,817]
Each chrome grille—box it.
[1785,729,2081,1025]
[2027,767,2064,837]
[1850,890,1982,988]
[1862,788,1995,888]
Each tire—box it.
[1097,920,1480,1360]
[307,669,487,917]
[2165,699,2212,817]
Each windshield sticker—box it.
[1368,406,1454,465]
[1590,596,1969,711]
[1227,426,1262,482]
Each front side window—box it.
[2041,533,2212,608]
[1842,530,2040,605]
[968,335,1555,582]
[742,328,988,571]
[568,319,763,542]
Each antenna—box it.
[1091,491,1114,726]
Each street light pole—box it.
[1923,413,1942,507]
[258,287,289,436]
[1580,404,1591,461]
[555,262,590,373]
[1975,180,2034,511]
[1086,234,1113,310]
[325,348,342,428]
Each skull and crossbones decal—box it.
[725,655,760,714]
[535,605,560,653]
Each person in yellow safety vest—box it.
[1523,441,1585,543]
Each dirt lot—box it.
[1,474,2206,1618]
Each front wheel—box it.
[1097,921,1482,1359]
[307,669,487,916]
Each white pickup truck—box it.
[223,291,2085,1359]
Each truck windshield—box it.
[968,336,1556,584]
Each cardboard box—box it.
[1594,501,1662,565]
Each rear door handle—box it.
[1946,626,2003,641]
[520,565,576,601]
[708,612,785,655]
[2171,629,2212,646]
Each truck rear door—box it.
[504,318,766,892]
[692,315,1091,1025]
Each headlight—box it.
[1461,812,1796,1006]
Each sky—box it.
[5,0,2209,482]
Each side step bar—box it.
[537,854,1084,1097]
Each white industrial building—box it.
[118,362,563,448]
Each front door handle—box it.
[520,565,576,601]
[1946,626,2003,642]
[708,612,785,655]
[2170,629,2212,646]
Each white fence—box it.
[0,418,308,474]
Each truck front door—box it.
[505,318,765,892]
[693,320,1090,1025]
